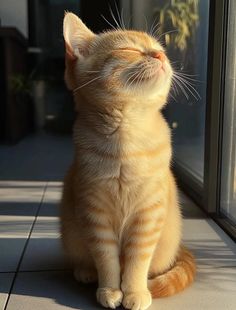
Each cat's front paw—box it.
[122,290,152,310]
[96,287,123,309]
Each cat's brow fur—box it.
[61,12,196,310]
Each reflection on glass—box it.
[220,0,236,223]
[152,0,210,182]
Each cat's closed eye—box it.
[116,47,143,54]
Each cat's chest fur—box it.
[74,110,171,188]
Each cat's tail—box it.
[148,246,196,298]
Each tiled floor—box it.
[0,132,236,310]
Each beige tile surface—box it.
[0,181,46,272]
[6,271,100,310]
[6,187,236,310]
[19,216,66,271]
[0,273,14,309]
[19,183,67,271]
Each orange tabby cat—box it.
[61,12,196,310]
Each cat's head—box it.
[63,12,173,110]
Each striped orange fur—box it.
[148,246,196,297]
[60,12,196,310]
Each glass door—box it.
[220,0,236,225]
[159,0,210,186]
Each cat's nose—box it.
[149,50,166,62]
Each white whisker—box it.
[149,18,157,35]
[109,6,122,30]
[126,69,142,88]
[150,19,160,37]
[124,69,140,89]
[114,1,126,30]
[172,77,189,100]
[73,76,102,93]
[84,70,101,73]
[101,14,117,31]
[129,66,147,89]
[174,74,196,86]
[157,29,179,41]
[171,80,180,96]
[173,74,201,100]
[121,8,126,29]
[175,72,198,77]
[136,67,148,90]
[168,91,178,103]
[175,75,200,83]
[174,72,202,83]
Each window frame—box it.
[181,0,236,241]
[208,0,236,241]
[203,0,227,214]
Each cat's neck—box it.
[76,95,164,137]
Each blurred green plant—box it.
[154,0,199,50]
[9,71,56,96]
[9,48,57,96]
[9,74,33,95]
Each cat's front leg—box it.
[121,206,165,310]
[87,222,123,309]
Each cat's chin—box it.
[133,71,172,91]
[125,63,172,89]
[140,68,166,82]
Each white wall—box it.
[0,0,28,37]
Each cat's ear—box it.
[63,12,95,60]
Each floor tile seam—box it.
[3,182,48,310]
[13,268,72,273]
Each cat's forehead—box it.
[94,30,163,51]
